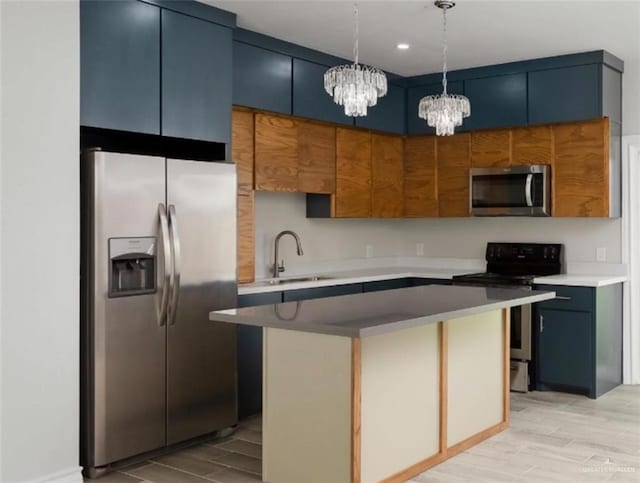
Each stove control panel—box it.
[485,242,563,276]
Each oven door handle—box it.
[525,174,534,207]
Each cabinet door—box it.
[529,65,600,124]
[404,136,438,217]
[335,128,372,217]
[237,193,255,283]
[371,134,403,218]
[437,133,471,217]
[470,129,511,168]
[553,118,609,217]
[407,81,464,135]
[80,0,160,134]
[464,73,527,130]
[232,109,254,195]
[162,10,232,142]
[537,308,593,390]
[233,42,292,114]
[355,83,406,134]
[254,113,299,191]
[293,59,354,126]
[511,125,553,166]
[298,121,336,194]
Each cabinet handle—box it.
[540,315,544,333]
[555,296,572,301]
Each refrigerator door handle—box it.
[168,204,182,326]
[157,203,171,326]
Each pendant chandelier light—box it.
[418,0,470,135]
[324,2,387,117]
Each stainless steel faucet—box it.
[272,230,304,278]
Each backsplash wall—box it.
[254,192,622,278]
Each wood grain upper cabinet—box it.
[232,109,254,195]
[298,121,336,194]
[404,136,438,217]
[237,193,255,283]
[437,133,471,217]
[553,118,610,217]
[511,125,553,166]
[471,129,511,167]
[335,128,372,217]
[371,134,403,218]
[254,113,298,191]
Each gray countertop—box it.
[211,285,556,338]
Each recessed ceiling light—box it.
[396,43,410,50]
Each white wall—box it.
[1,1,81,482]
[254,192,622,278]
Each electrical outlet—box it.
[365,244,374,258]
[596,247,607,262]
[416,243,424,256]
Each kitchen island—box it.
[210,285,555,483]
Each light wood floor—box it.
[95,386,639,483]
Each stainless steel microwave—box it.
[470,165,551,216]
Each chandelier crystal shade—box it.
[418,0,470,136]
[324,3,387,117]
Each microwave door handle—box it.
[157,204,171,326]
[167,204,181,326]
[525,174,534,207]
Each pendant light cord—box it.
[441,6,448,94]
[353,2,359,65]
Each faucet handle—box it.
[277,260,285,273]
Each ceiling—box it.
[205,0,640,77]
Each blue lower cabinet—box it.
[355,83,406,134]
[528,64,601,125]
[233,42,292,114]
[534,284,622,399]
[162,9,232,143]
[406,81,465,135]
[362,278,412,292]
[292,59,354,126]
[283,283,362,302]
[236,291,282,418]
[537,308,593,391]
[463,73,527,130]
[411,278,451,287]
[80,0,160,134]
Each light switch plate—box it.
[416,243,424,256]
[365,245,374,258]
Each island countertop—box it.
[210,285,556,337]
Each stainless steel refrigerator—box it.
[81,150,237,475]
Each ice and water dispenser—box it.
[108,237,156,297]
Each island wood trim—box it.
[351,338,362,483]
[503,308,511,423]
[377,311,510,483]
[438,321,448,452]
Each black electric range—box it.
[452,242,563,287]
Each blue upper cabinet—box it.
[233,42,292,114]
[406,81,464,134]
[528,64,600,125]
[162,10,232,143]
[292,59,354,126]
[355,83,406,134]
[80,0,160,134]
[463,73,527,130]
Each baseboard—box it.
[25,466,83,483]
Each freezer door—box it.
[87,151,168,466]
[166,159,238,444]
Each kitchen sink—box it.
[267,275,334,285]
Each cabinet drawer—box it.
[237,291,283,308]
[283,283,362,302]
[411,278,451,287]
[362,278,412,293]
[534,284,594,312]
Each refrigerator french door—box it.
[81,150,237,473]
